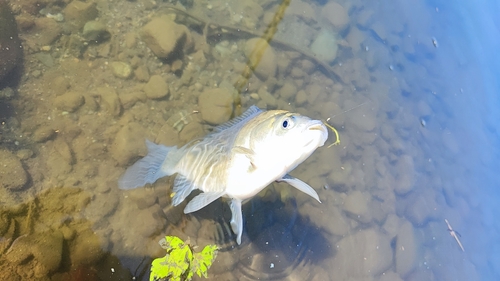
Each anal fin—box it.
[183,191,225,214]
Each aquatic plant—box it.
[150,236,218,281]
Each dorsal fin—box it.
[212,105,262,133]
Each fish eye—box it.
[281,116,295,129]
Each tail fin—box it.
[118,140,179,190]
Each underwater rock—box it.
[63,0,98,32]
[310,29,338,64]
[110,61,132,79]
[33,17,62,46]
[0,0,22,85]
[342,190,373,223]
[332,228,393,278]
[32,127,56,143]
[143,74,169,99]
[69,229,107,266]
[395,221,419,277]
[0,149,28,190]
[244,38,277,80]
[5,231,63,277]
[141,17,192,59]
[96,86,122,116]
[111,122,146,166]
[393,155,415,195]
[83,20,110,42]
[55,91,85,112]
[321,2,349,31]
[198,88,234,125]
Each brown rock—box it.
[0,149,28,190]
[141,17,192,59]
[96,86,121,116]
[111,122,146,165]
[63,0,98,32]
[143,75,169,99]
[55,91,84,112]
[198,88,234,125]
[33,17,62,46]
[244,38,277,80]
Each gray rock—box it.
[394,155,415,195]
[143,75,169,99]
[395,221,418,277]
[321,2,349,31]
[342,190,373,223]
[331,228,393,278]
[0,149,28,190]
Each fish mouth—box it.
[304,121,328,147]
[307,121,327,132]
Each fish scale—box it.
[118,105,328,245]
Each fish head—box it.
[248,111,328,172]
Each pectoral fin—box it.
[230,199,243,245]
[278,174,321,203]
[183,192,225,214]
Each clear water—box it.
[0,0,499,280]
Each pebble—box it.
[143,75,169,99]
[198,88,234,125]
[55,91,84,112]
[0,150,28,191]
[110,61,132,79]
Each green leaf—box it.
[192,245,218,278]
[150,236,218,281]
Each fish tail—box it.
[118,140,181,190]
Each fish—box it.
[118,105,328,244]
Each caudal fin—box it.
[118,140,178,190]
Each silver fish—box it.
[118,105,328,244]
